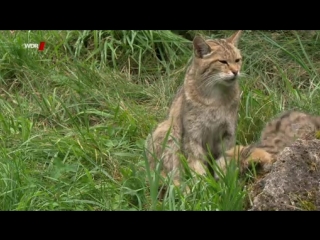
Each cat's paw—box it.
[243,148,275,173]
[214,145,244,180]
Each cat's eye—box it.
[219,60,228,64]
[235,58,241,63]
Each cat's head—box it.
[192,31,243,87]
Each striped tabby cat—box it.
[145,31,243,186]
[216,110,320,177]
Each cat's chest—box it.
[204,105,237,129]
[204,114,230,139]
[183,98,238,135]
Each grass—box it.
[1,30,320,210]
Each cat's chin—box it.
[221,76,238,86]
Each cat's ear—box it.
[193,36,211,58]
[226,30,242,47]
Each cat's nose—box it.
[232,70,238,76]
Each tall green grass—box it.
[0,30,319,210]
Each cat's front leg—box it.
[223,127,236,149]
[214,145,244,180]
[182,137,207,176]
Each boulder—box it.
[248,138,320,211]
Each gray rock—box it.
[248,138,320,211]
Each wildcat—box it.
[145,31,243,186]
[215,110,320,177]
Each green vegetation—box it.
[0,30,319,210]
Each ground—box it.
[0,30,320,210]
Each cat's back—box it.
[259,110,320,154]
